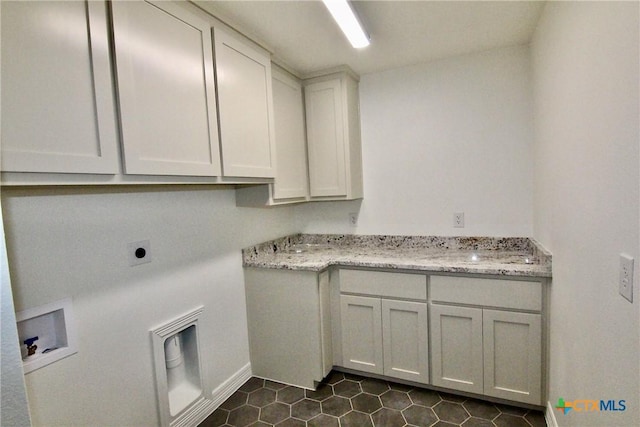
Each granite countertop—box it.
[243,234,552,278]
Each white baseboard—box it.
[170,363,252,427]
[171,397,217,427]
[210,363,253,409]
[545,400,559,427]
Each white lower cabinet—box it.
[338,270,429,384]
[340,295,383,375]
[381,299,429,383]
[243,267,546,403]
[430,275,543,405]
[244,268,331,390]
[340,296,429,384]
[430,304,484,394]
[482,309,542,404]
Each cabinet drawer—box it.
[340,269,427,300]
[430,276,541,311]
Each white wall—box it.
[532,2,639,425]
[1,212,32,426]
[0,2,32,423]
[1,187,298,426]
[295,45,534,237]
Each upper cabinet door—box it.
[1,0,119,174]
[111,1,221,176]
[304,79,347,197]
[214,28,276,178]
[303,70,363,200]
[271,68,308,200]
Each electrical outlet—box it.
[348,212,358,227]
[453,212,465,228]
[619,254,634,302]
[128,240,152,266]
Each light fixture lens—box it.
[322,0,370,48]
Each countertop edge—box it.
[242,260,553,278]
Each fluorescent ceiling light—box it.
[322,0,370,49]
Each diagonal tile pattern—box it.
[199,371,547,427]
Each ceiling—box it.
[195,1,545,77]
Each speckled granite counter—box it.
[243,234,552,278]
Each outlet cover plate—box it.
[619,254,634,303]
[348,212,358,227]
[453,212,465,228]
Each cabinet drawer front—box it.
[430,276,541,311]
[340,269,427,300]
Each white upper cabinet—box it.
[1,0,119,174]
[304,70,363,200]
[235,65,309,206]
[1,1,361,192]
[111,1,221,176]
[271,67,309,200]
[214,28,276,178]
[305,79,345,196]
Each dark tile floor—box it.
[199,371,547,427]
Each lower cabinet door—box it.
[483,309,542,405]
[340,295,383,375]
[382,299,429,383]
[430,304,483,394]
